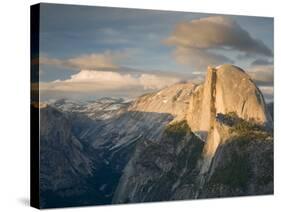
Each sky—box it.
[36,3,274,102]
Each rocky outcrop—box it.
[40,106,93,190]
[112,121,204,203]
[39,106,103,208]
[192,111,273,198]
[199,133,273,198]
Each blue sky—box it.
[38,3,273,101]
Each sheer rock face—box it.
[211,64,271,123]
[186,64,271,134]
[112,122,205,204]
[185,64,272,158]
[199,136,273,198]
[39,106,99,207]
[40,106,94,191]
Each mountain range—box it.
[38,64,273,208]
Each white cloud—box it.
[40,51,126,70]
[40,70,180,93]
[139,74,178,90]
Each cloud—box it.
[172,46,234,69]
[40,51,126,70]
[192,71,204,75]
[259,86,273,95]
[246,62,273,102]
[40,70,180,94]
[247,64,273,86]
[251,58,273,66]
[165,16,272,69]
